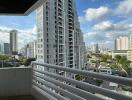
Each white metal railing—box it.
[32,62,132,100]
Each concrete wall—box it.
[0,67,32,96]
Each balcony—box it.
[0,62,132,100]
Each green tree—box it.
[24,58,36,66]
[114,55,131,76]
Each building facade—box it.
[20,41,37,59]
[10,30,18,55]
[115,36,128,50]
[0,43,3,54]
[112,50,128,59]
[127,35,132,61]
[36,0,85,72]
[4,43,10,55]
[92,44,99,53]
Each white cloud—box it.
[93,21,114,31]
[93,20,132,32]
[84,6,111,21]
[0,25,37,50]
[116,0,132,17]
[83,32,97,38]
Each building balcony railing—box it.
[0,62,132,100]
[32,62,132,100]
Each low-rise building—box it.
[127,50,132,61]
[112,50,128,58]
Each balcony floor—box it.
[0,95,36,100]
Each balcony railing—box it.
[0,63,132,100]
[32,62,132,100]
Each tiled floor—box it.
[0,95,36,100]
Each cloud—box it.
[116,0,132,17]
[83,32,108,42]
[83,31,114,48]
[93,21,114,31]
[93,20,132,32]
[0,25,37,50]
[83,6,111,21]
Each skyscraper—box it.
[115,36,128,50]
[36,0,85,71]
[92,44,99,53]
[4,43,10,55]
[10,30,18,55]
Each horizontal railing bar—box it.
[33,72,105,100]
[33,76,86,100]
[32,62,132,87]
[32,85,58,100]
[33,81,67,100]
[33,68,132,100]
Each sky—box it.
[0,0,132,49]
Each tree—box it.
[114,55,131,76]
[24,58,36,66]
[100,54,112,62]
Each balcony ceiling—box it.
[0,0,44,15]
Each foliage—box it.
[90,60,96,63]
[0,54,36,67]
[0,55,10,61]
[75,74,85,81]
[100,54,112,62]
[87,53,131,77]
[24,58,36,66]
[95,79,103,86]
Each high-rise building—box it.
[92,44,99,53]
[0,44,2,54]
[115,36,128,50]
[36,0,85,72]
[19,41,37,59]
[4,43,10,55]
[10,30,18,55]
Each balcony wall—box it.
[0,67,32,96]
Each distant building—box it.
[127,50,132,61]
[26,41,37,58]
[20,41,37,59]
[4,43,10,55]
[0,44,3,54]
[129,35,132,49]
[115,36,128,50]
[127,34,132,61]
[112,50,128,58]
[0,43,4,54]
[92,44,99,53]
[10,30,18,55]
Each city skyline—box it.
[0,0,132,49]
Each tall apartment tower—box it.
[115,36,128,50]
[10,30,18,55]
[4,43,10,55]
[37,0,85,71]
